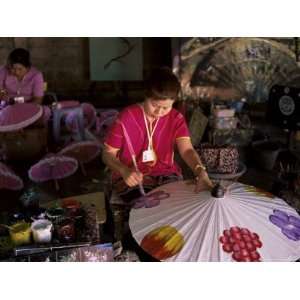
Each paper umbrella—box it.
[129,180,300,262]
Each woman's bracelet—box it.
[194,163,206,175]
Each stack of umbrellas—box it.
[65,102,96,133]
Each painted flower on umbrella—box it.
[269,209,300,241]
[133,190,170,209]
[219,226,263,262]
[141,225,185,260]
[244,185,275,199]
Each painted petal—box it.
[286,224,300,236]
[133,201,145,209]
[269,215,288,228]
[273,210,289,222]
[145,198,160,208]
[281,228,300,241]
[147,191,170,200]
[133,196,146,209]
[288,215,300,229]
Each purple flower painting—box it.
[269,209,300,241]
[133,191,170,209]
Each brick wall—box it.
[0,37,172,108]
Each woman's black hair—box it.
[145,66,180,101]
[7,48,31,68]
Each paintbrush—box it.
[119,121,146,196]
[14,242,91,256]
[131,154,146,196]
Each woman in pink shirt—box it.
[102,67,213,203]
[0,48,44,105]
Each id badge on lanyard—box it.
[14,96,25,103]
[142,149,156,163]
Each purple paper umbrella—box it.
[65,102,96,132]
[0,162,24,190]
[58,141,101,176]
[28,154,78,190]
[269,209,300,241]
[0,103,43,132]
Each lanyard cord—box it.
[142,109,159,150]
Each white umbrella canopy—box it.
[129,180,300,262]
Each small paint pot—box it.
[9,222,31,246]
[31,219,53,244]
[56,218,76,243]
[46,207,65,224]
[62,198,81,217]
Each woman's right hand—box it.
[121,167,143,187]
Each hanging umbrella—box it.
[65,103,96,132]
[58,141,101,176]
[0,103,43,132]
[129,180,300,262]
[0,162,24,190]
[28,154,78,190]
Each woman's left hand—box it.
[194,169,213,193]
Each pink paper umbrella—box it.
[65,102,96,132]
[0,103,43,132]
[58,141,101,176]
[0,162,24,190]
[28,155,78,190]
